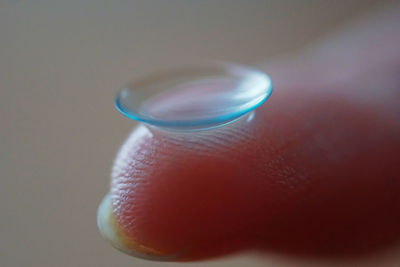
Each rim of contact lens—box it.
[115,62,273,130]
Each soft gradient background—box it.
[0,1,395,266]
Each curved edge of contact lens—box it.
[115,74,273,130]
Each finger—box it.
[98,65,400,260]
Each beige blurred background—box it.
[0,1,395,266]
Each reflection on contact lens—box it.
[115,62,273,130]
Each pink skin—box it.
[106,3,400,261]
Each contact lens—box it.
[115,62,272,130]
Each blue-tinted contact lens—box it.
[115,62,273,130]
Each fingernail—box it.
[97,193,177,261]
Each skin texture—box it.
[100,3,400,262]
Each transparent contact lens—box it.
[115,62,273,130]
